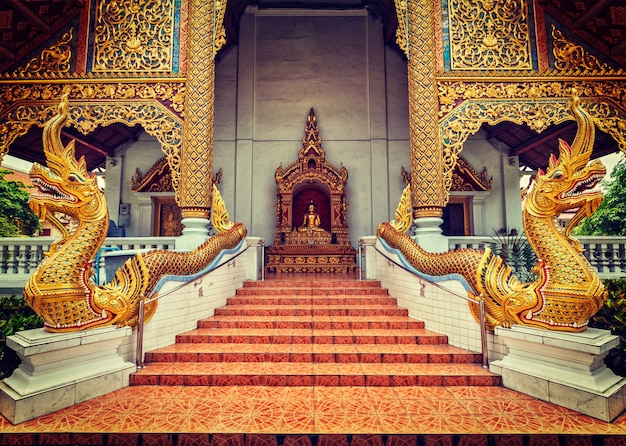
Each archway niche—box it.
[266,109,357,274]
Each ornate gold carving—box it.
[10,29,73,78]
[436,80,626,203]
[179,0,228,214]
[92,0,175,72]
[25,96,247,332]
[274,110,349,197]
[132,157,172,192]
[393,0,409,58]
[180,208,210,219]
[132,157,223,194]
[0,81,184,194]
[402,158,492,193]
[389,184,412,234]
[212,183,234,233]
[396,0,444,216]
[551,25,613,73]
[447,0,532,70]
[452,156,492,191]
[379,94,607,332]
[152,196,182,236]
[1,98,183,195]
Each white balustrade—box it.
[0,236,176,292]
[1,235,625,293]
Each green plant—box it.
[489,229,538,282]
[574,158,626,237]
[0,295,43,379]
[0,169,40,237]
[589,279,626,376]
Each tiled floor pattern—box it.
[1,385,626,444]
[1,274,626,444]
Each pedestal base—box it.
[490,325,626,421]
[266,244,357,273]
[0,326,135,424]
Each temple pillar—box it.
[177,0,227,251]
[395,0,447,251]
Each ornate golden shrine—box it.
[266,109,357,273]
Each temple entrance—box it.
[265,109,357,273]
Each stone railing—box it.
[448,235,626,279]
[0,236,176,292]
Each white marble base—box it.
[490,325,626,422]
[412,217,448,253]
[0,326,136,424]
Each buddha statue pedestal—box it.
[266,229,357,274]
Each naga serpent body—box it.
[24,95,247,332]
[378,95,607,332]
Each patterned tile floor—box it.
[2,384,626,437]
[2,274,626,444]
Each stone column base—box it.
[0,326,135,425]
[490,325,626,422]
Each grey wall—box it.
[215,9,410,246]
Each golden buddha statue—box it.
[298,201,323,232]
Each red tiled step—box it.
[241,280,382,288]
[197,315,425,330]
[130,362,500,387]
[213,305,409,317]
[235,288,391,296]
[132,278,501,389]
[144,343,480,364]
[226,296,397,305]
[174,328,447,345]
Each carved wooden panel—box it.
[152,196,182,236]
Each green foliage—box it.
[0,295,43,379]
[591,279,626,336]
[0,169,40,237]
[574,158,626,236]
[489,229,538,282]
[589,279,626,377]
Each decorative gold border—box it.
[0,95,183,197]
[435,62,626,207]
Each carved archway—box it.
[439,91,626,205]
[0,89,184,197]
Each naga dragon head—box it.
[29,94,107,228]
[525,93,605,223]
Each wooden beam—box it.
[0,42,16,61]
[115,125,140,141]
[485,125,508,141]
[61,130,112,157]
[6,0,52,34]
[512,123,577,156]
[611,37,626,56]
[573,0,612,30]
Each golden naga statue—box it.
[378,93,608,332]
[24,95,247,332]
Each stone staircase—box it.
[130,279,500,387]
